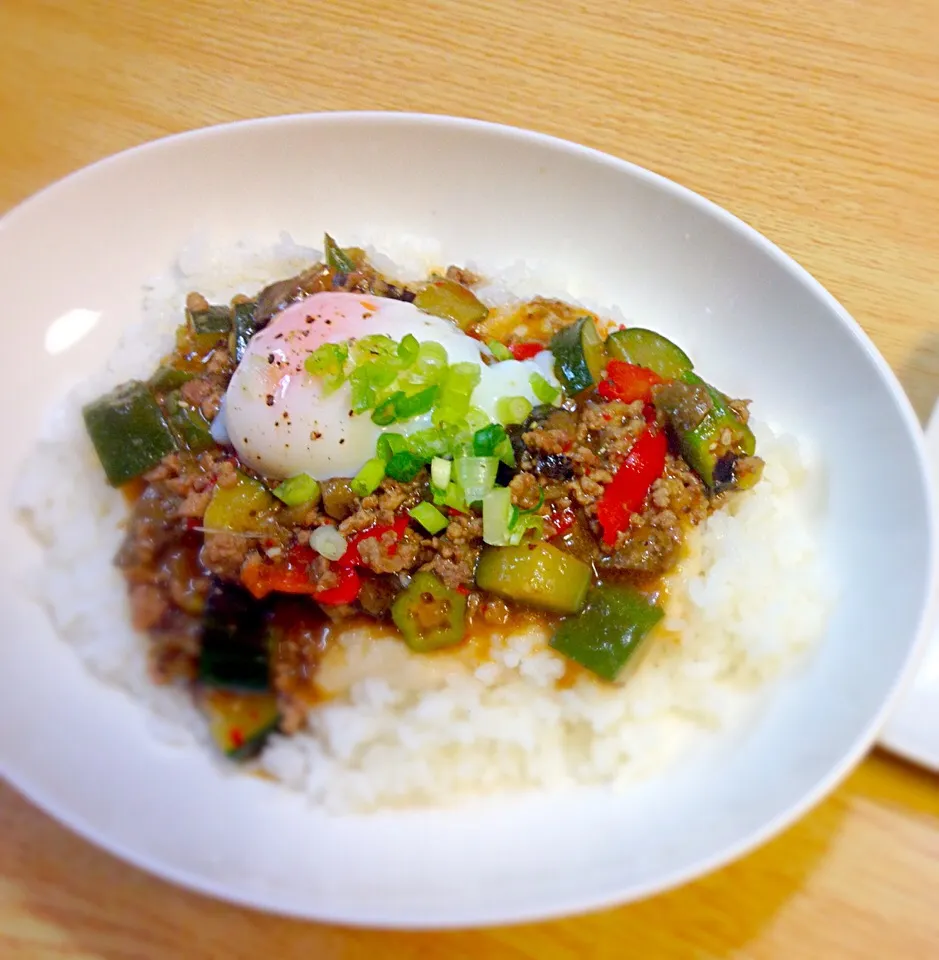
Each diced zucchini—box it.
[82,380,177,486]
[187,302,232,336]
[550,316,607,393]
[202,689,279,760]
[198,581,271,691]
[413,279,488,330]
[474,542,591,614]
[164,389,215,452]
[606,328,693,380]
[203,471,274,532]
[550,585,663,681]
[230,300,259,364]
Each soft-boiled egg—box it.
[224,291,558,481]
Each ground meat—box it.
[577,399,646,458]
[205,346,231,376]
[186,291,210,314]
[200,533,253,578]
[357,529,423,574]
[649,455,710,525]
[444,264,481,286]
[215,458,238,489]
[376,477,427,513]
[509,472,541,509]
[129,583,168,631]
[728,397,751,424]
[444,513,483,543]
[176,487,212,519]
[522,427,573,456]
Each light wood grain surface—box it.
[2,1,938,956]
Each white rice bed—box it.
[14,234,831,812]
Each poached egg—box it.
[224,291,558,480]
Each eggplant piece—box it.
[198,580,271,691]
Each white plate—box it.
[0,113,935,927]
[878,401,939,772]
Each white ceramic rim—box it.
[2,111,936,927]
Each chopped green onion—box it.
[351,458,386,497]
[272,473,320,507]
[351,334,398,365]
[409,501,448,534]
[394,385,439,420]
[487,340,513,361]
[385,451,425,482]
[431,457,452,490]
[371,394,400,426]
[433,362,481,427]
[350,376,376,414]
[432,481,468,513]
[397,334,420,367]
[530,372,561,405]
[324,233,357,273]
[496,395,533,425]
[304,341,349,393]
[310,525,347,561]
[483,489,545,545]
[464,405,490,434]
[454,456,498,504]
[482,487,514,545]
[377,432,408,462]
[408,428,452,461]
[509,512,544,545]
[398,341,449,391]
[473,423,508,457]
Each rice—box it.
[12,233,832,812]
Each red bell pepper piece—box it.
[597,359,664,404]
[338,515,410,568]
[509,341,545,362]
[241,544,319,600]
[312,565,362,605]
[596,428,668,546]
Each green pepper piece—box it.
[606,328,693,380]
[148,364,195,393]
[230,300,259,364]
[413,279,488,330]
[324,233,357,273]
[82,380,177,486]
[164,389,215,452]
[675,372,758,491]
[391,571,468,652]
[550,585,664,681]
[475,543,591,614]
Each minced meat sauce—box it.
[91,241,761,756]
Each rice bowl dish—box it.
[2,113,931,927]
[15,231,831,812]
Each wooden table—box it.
[2,1,938,956]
